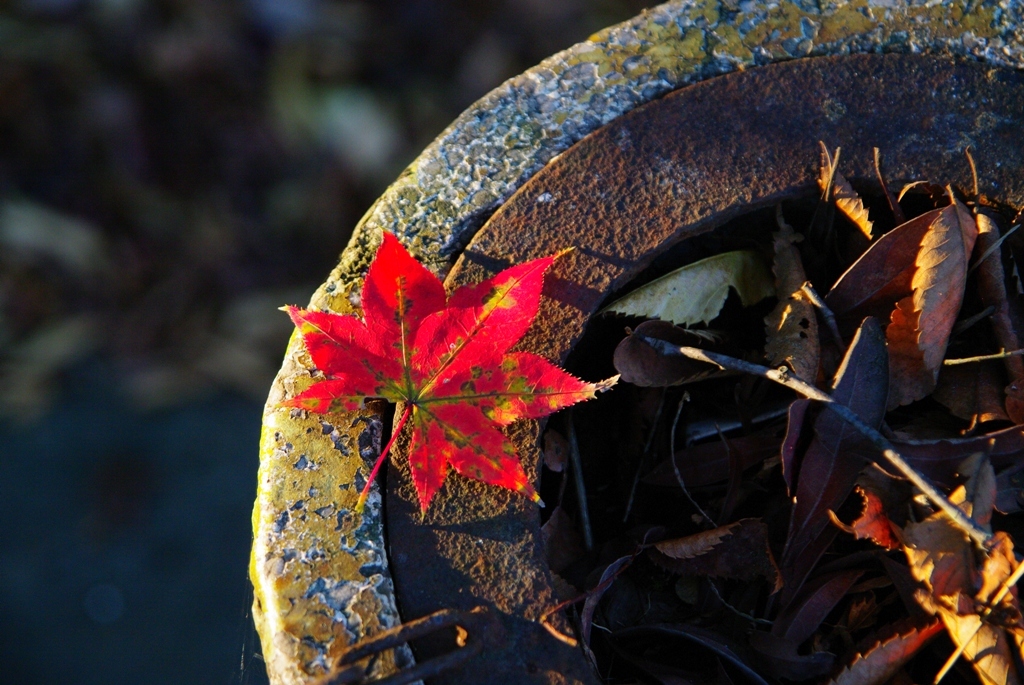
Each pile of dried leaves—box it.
[541,145,1024,685]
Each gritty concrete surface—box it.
[253,2,1024,684]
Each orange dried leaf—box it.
[819,145,873,240]
[886,197,978,407]
[765,212,820,382]
[651,519,781,591]
[830,485,901,551]
[903,482,1023,685]
[828,619,943,685]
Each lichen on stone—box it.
[253,2,1024,684]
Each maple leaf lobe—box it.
[283,232,616,512]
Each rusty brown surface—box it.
[385,53,1024,683]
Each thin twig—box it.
[669,393,717,528]
[623,390,666,522]
[943,348,1024,366]
[638,337,992,546]
[933,555,1024,684]
[800,281,844,347]
[706,580,773,627]
[567,412,593,551]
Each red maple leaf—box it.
[284,233,617,512]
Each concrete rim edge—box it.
[252,2,1024,684]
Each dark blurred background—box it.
[0,0,652,683]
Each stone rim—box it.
[251,3,1024,684]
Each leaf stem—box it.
[356,404,414,513]
[637,337,992,546]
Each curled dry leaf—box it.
[820,144,873,240]
[780,318,888,607]
[542,428,569,472]
[829,485,901,551]
[650,518,781,592]
[827,618,943,685]
[898,180,948,205]
[601,250,774,327]
[613,319,725,386]
[974,209,1024,423]
[581,553,635,645]
[903,482,1023,685]
[765,210,820,382]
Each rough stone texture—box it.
[385,52,1024,683]
[252,2,1024,684]
[318,0,1024,301]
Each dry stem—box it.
[637,337,992,546]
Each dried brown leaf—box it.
[995,462,1024,514]
[827,618,943,685]
[903,485,1022,685]
[933,362,1010,425]
[654,523,738,560]
[893,424,1024,485]
[779,318,888,606]
[829,485,900,551]
[617,624,770,685]
[613,319,724,387]
[825,209,934,326]
[959,452,997,530]
[765,213,820,381]
[781,398,812,494]
[581,553,635,646]
[819,146,873,240]
[643,431,782,489]
[542,428,569,473]
[886,197,978,407]
[651,519,781,591]
[975,210,1024,423]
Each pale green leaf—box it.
[601,250,774,326]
